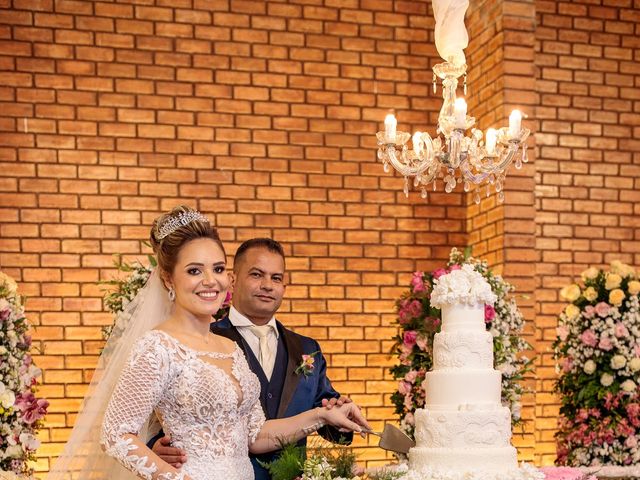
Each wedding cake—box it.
[403,265,541,480]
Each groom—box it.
[151,238,354,480]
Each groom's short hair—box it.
[234,238,285,271]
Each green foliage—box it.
[259,442,305,480]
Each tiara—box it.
[156,210,209,240]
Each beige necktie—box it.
[248,325,275,380]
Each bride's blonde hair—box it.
[150,205,225,275]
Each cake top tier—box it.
[430,264,496,308]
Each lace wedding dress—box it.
[100,330,265,480]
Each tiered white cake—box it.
[408,302,517,474]
[404,265,540,480]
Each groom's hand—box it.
[152,435,187,469]
[321,402,371,434]
[322,395,352,409]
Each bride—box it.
[48,206,369,480]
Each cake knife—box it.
[363,424,416,454]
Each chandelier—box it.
[376,0,530,204]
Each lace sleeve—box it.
[247,397,266,444]
[100,333,186,480]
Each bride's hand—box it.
[318,402,370,433]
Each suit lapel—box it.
[276,322,304,418]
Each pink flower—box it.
[0,308,10,321]
[583,305,595,319]
[408,299,423,318]
[410,272,426,293]
[399,344,412,365]
[424,316,440,331]
[576,409,589,421]
[14,392,48,425]
[614,323,629,338]
[403,330,418,348]
[403,393,413,410]
[557,325,569,342]
[448,264,462,272]
[595,302,611,318]
[397,299,411,324]
[398,380,411,395]
[598,335,613,351]
[432,268,447,280]
[562,357,574,372]
[416,335,428,351]
[404,412,415,426]
[222,291,232,308]
[634,344,640,357]
[484,304,496,323]
[404,370,418,383]
[580,329,598,347]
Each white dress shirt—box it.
[228,306,279,380]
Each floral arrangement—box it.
[0,271,48,476]
[101,254,156,340]
[260,438,403,480]
[430,263,497,308]
[390,248,533,437]
[537,467,596,480]
[102,253,231,339]
[553,260,640,467]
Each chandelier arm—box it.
[459,160,491,184]
[478,147,517,173]
[387,145,434,177]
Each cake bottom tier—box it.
[408,445,518,474]
[399,461,544,480]
[414,406,513,448]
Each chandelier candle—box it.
[485,128,497,156]
[384,113,397,144]
[454,98,467,128]
[509,110,522,139]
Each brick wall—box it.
[0,0,468,474]
[2,0,639,475]
[534,0,640,465]
[465,0,538,461]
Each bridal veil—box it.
[47,270,170,480]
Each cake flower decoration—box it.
[430,263,497,308]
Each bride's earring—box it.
[168,287,176,302]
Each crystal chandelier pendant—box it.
[376,61,530,204]
[375,1,530,204]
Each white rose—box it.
[611,355,627,370]
[621,380,637,392]
[560,284,581,302]
[630,358,640,372]
[565,304,581,320]
[605,273,622,290]
[583,360,597,375]
[581,267,599,281]
[0,389,15,408]
[512,402,522,421]
[19,432,40,451]
[600,373,614,387]
[4,444,22,458]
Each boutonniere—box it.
[295,351,319,377]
